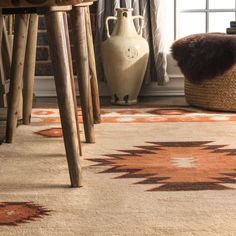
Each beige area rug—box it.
[1,107,236,235]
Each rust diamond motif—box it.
[89,141,236,191]
[0,202,51,226]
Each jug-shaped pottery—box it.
[102,8,149,105]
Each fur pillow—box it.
[171,33,236,83]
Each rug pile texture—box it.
[1,106,236,235]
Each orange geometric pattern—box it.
[0,202,51,226]
[147,108,193,115]
[35,128,63,138]
[89,142,236,191]
[31,107,236,125]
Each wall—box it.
[35,4,97,77]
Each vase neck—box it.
[112,8,139,37]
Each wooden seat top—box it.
[0,0,94,8]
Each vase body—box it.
[102,8,149,105]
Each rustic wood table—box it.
[0,0,100,187]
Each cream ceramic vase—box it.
[102,8,149,105]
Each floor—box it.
[1,98,236,235]
[0,96,187,143]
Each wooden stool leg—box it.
[0,12,5,108]
[63,12,82,156]
[45,11,82,187]
[84,6,101,124]
[2,19,13,108]
[0,58,6,108]
[0,62,6,108]
[7,15,14,54]
[2,19,11,84]
[70,6,95,143]
[6,14,29,143]
[23,14,38,125]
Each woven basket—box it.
[185,65,236,112]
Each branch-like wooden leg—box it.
[63,12,82,156]
[0,60,6,108]
[85,6,101,124]
[0,12,6,108]
[2,19,11,87]
[23,14,38,125]
[6,14,29,143]
[7,15,14,54]
[45,11,82,187]
[70,6,95,143]
[2,18,13,108]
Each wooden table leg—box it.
[2,18,12,108]
[7,15,14,53]
[45,10,82,187]
[0,60,6,108]
[0,11,6,108]
[6,14,29,143]
[63,12,82,156]
[84,6,101,124]
[70,6,95,144]
[23,14,38,125]
[2,19,11,86]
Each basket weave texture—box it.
[185,65,236,112]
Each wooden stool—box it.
[0,0,101,187]
[3,2,101,143]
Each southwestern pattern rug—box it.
[1,106,236,235]
[89,141,236,191]
[32,106,236,125]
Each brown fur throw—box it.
[171,33,236,83]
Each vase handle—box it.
[106,16,117,38]
[132,16,144,36]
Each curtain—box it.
[95,0,169,85]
